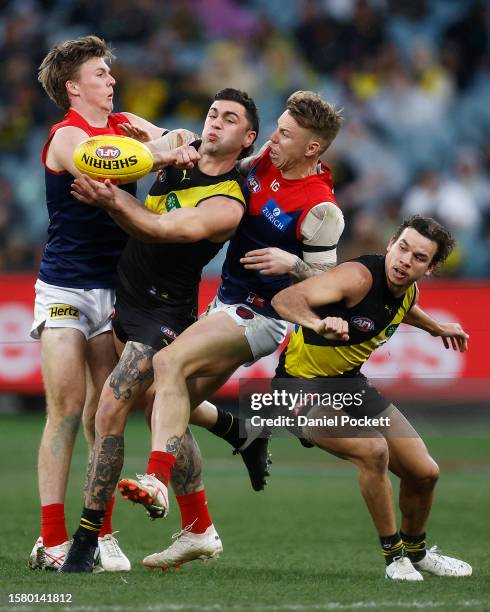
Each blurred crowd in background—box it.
[0,0,489,277]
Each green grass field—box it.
[0,412,489,611]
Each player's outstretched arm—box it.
[121,113,170,141]
[119,124,200,170]
[71,176,244,243]
[271,262,371,340]
[151,196,244,243]
[403,305,469,352]
[71,176,160,239]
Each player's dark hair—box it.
[393,215,455,268]
[214,88,259,159]
[39,35,114,110]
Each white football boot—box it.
[118,474,169,519]
[385,556,424,581]
[30,537,103,572]
[29,538,71,571]
[413,546,472,577]
[98,532,131,571]
[143,524,223,571]
[29,537,44,569]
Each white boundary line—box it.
[0,600,486,611]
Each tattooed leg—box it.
[170,428,204,496]
[84,434,124,510]
[80,342,155,509]
[95,341,156,437]
[151,312,252,454]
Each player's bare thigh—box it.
[300,404,387,464]
[83,331,119,442]
[384,406,439,481]
[154,311,253,379]
[40,327,87,412]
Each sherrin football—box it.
[73,135,153,184]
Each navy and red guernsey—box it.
[38,109,136,289]
[219,146,337,318]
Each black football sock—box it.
[208,408,244,450]
[401,531,426,563]
[73,507,104,546]
[380,532,404,566]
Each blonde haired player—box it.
[30,35,193,572]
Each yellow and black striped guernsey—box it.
[280,255,417,378]
[117,142,245,307]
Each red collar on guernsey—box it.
[41,108,129,166]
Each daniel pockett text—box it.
[248,389,391,429]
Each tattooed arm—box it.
[289,257,332,281]
[240,203,345,282]
[170,428,204,496]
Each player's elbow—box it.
[271,289,290,316]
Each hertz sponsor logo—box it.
[81,152,138,170]
[49,304,80,320]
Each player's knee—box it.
[94,391,127,435]
[152,349,180,379]
[403,455,440,492]
[46,397,84,422]
[44,412,81,446]
[363,440,389,474]
[418,457,440,490]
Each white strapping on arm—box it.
[300,202,345,268]
[151,129,198,153]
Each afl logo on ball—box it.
[351,316,374,332]
[247,175,261,193]
[95,146,121,159]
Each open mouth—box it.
[392,266,408,280]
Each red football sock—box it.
[41,503,69,547]
[176,490,212,534]
[99,496,115,537]
[146,450,176,486]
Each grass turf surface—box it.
[0,413,488,611]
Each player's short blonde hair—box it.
[287,91,343,154]
[38,35,114,110]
